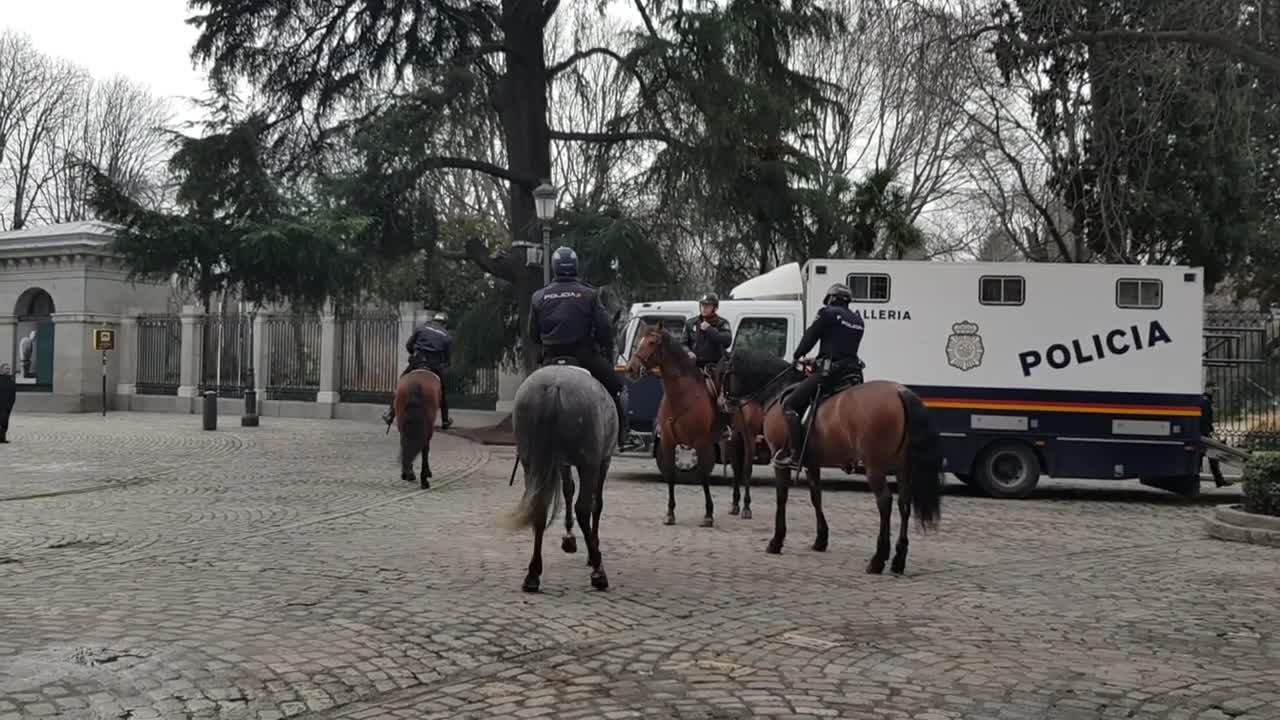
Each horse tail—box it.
[898,388,942,530]
[399,381,428,470]
[504,383,563,531]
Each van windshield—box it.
[624,314,688,359]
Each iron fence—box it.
[446,366,499,411]
[199,314,253,398]
[135,314,181,395]
[264,314,323,401]
[338,311,400,404]
[1203,309,1279,450]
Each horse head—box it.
[625,322,669,381]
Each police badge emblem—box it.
[945,320,984,371]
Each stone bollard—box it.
[202,391,218,431]
[241,389,259,427]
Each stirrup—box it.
[772,450,799,470]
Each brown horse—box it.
[626,325,722,527]
[394,369,441,489]
[723,349,943,574]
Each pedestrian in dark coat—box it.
[0,363,16,444]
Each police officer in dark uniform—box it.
[530,246,639,453]
[383,311,454,429]
[773,283,865,469]
[683,293,733,437]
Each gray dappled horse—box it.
[505,363,617,593]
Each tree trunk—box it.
[496,0,553,374]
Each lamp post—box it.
[533,181,559,285]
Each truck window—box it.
[1116,279,1162,309]
[845,273,890,303]
[626,314,687,358]
[734,317,789,357]
[979,275,1025,306]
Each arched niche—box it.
[12,287,55,387]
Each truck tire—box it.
[975,442,1041,499]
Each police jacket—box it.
[683,315,732,365]
[407,321,452,365]
[793,304,864,366]
[529,278,614,356]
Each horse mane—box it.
[729,349,803,406]
[649,326,697,378]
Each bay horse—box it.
[505,362,616,593]
[626,324,722,527]
[723,349,943,574]
[394,369,441,489]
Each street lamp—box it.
[533,181,559,285]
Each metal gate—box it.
[1203,309,1279,450]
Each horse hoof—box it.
[700,516,715,528]
[401,472,414,483]
[663,514,675,526]
[812,540,828,552]
[766,539,783,555]
[591,570,609,591]
[741,508,753,520]
[865,559,885,575]
[729,505,740,516]
[419,477,431,490]
[522,576,540,593]
[562,536,578,554]
[890,558,906,575]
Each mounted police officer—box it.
[530,246,639,453]
[383,311,453,430]
[773,283,865,470]
[683,293,733,438]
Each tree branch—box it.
[963,24,1280,77]
[417,156,537,188]
[549,128,673,144]
[548,47,621,78]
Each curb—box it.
[1205,504,1280,548]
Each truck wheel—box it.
[975,442,1041,499]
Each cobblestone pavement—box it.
[1,413,1277,720]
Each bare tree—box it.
[38,75,173,224]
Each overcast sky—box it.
[3,0,211,124]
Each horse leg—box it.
[590,458,609,569]
[866,472,892,574]
[419,429,432,490]
[729,433,742,516]
[890,490,911,575]
[741,435,754,520]
[577,467,608,591]
[660,436,677,526]
[523,513,547,593]
[698,444,715,528]
[806,464,828,552]
[561,466,578,554]
[766,465,790,554]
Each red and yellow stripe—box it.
[921,397,1201,417]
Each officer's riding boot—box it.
[439,386,453,430]
[614,393,638,453]
[773,410,805,470]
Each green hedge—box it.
[1243,452,1280,517]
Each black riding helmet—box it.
[552,246,578,278]
[699,293,720,308]
[823,283,853,306]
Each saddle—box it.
[700,365,730,412]
[780,361,866,424]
